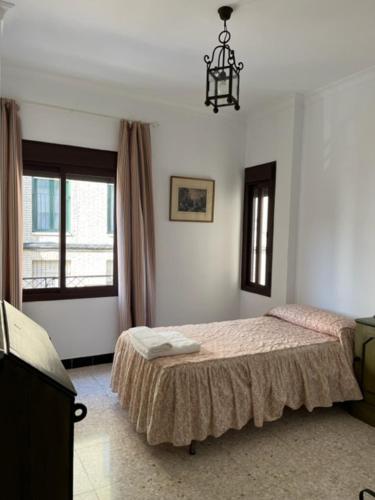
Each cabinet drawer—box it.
[355,324,375,395]
[355,323,375,357]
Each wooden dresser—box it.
[0,300,87,500]
[350,316,375,427]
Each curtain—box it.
[0,98,23,309]
[116,120,155,332]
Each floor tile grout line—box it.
[76,452,98,493]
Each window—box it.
[241,162,276,297]
[22,140,118,301]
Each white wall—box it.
[3,64,245,359]
[295,68,375,318]
[239,96,303,318]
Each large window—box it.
[241,162,276,297]
[22,140,118,301]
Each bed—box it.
[111,304,362,447]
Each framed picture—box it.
[169,176,215,222]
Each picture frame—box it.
[169,176,215,222]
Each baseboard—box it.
[62,353,114,369]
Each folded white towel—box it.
[129,326,172,357]
[128,326,200,360]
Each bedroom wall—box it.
[2,64,245,359]
[239,96,304,318]
[295,67,375,318]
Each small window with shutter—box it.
[241,162,276,297]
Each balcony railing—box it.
[23,275,113,289]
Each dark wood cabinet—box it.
[350,317,375,427]
[0,300,87,500]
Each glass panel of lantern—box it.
[209,68,230,102]
[217,68,230,98]
[208,70,217,102]
[233,68,240,103]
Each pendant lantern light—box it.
[204,6,244,113]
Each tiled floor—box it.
[71,364,375,500]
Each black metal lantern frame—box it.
[204,6,244,114]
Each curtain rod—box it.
[19,99,160,127]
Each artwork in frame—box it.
[169,176,215,222]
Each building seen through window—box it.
[23,176,115,291]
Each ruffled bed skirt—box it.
[111,335,362,446]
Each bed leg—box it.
[188,440,196,455]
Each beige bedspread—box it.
[111,305,362,446]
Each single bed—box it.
[111,304,362,447]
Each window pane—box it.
[32,177,59,232]
[106,260,113,285]
[32,260,71,278]
[65,178,115,288]
[23,175,60,289]
[66,180,72,233]
[259,188,269,286]
[32,260,59,278]
[249,191,259,283]
[107,184,114,234]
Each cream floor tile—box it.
[78,402,129,427]
[74,492,99,500]
[218,426,298,474]
[75,413,137,450]
[274,411,375,471]
[329,414,375,446]
[74,381,108,398]
[76,431,146,463]
[74,455,94,495]
[75,392,119,414]
[284,463,373,500]
[78,440,166,490]
[69,366,98,377]
[349,447,375,486]
[92,364,113,387]
[95,475,199,500]
[147,440,259,499]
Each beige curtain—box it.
[116,120,155,332]
[0,98,23,309]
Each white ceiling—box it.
[3,0,375,111]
